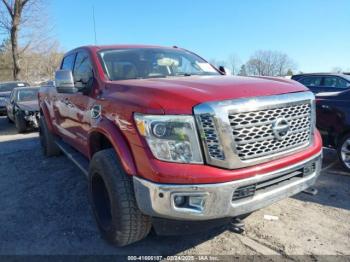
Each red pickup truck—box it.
[38,45,322,246]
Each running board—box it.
[55,140,89,178]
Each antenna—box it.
[92,6,97,45]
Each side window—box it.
[61,54,76,70]
[299,76,322,87]
[73,51,93,89]
[321,77,348,89]
[337,78,350,89]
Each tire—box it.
[337,133,350,172]
[15,111,27,133]
[7,115,13,123]
[39,116,61,156]
[88,149,151,246]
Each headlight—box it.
[134,114,203,164]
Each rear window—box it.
[0,82,29,92]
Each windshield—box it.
[99,48,220,81]
[0,82,29,92]
[17,89,38,102]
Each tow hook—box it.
[302,187,318,195]
[229,217,245,234]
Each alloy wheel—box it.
[340,138,350,169]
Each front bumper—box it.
[133,152,322,220]
[24,113,39,128]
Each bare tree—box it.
[209,59,227,68]
[0,38,13,81]
[238,64,247,76]
[0,37,63,83]
[245,50,296,76]
[0,0,51,80]
[331,67,343,73]
[227,54,241,75]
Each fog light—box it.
[189,196,206,211]
[174,195,186,207]
[173,193,208,212]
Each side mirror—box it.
[218,66,226,74]
[55,70,77,93]
[218,66,231,75]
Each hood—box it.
[105,75,308,114]
[17,100,39,112]
[0,91,11,98]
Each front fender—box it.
[88,117,137,176]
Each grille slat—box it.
[229,113,310,129]
[229,103,311,161]
[199,114,225,160]
[235,127,310,145]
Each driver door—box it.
[56,50,94,156]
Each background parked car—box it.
[316,89,350,171]
[0,81,30,115]
[292,73,350,94]
[6,87,40,133]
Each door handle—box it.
[63,97,74,107]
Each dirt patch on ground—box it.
[0,116,349,257]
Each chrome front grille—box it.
[194,92,315,169]
[229,103,311,160]
[199,115,225,160]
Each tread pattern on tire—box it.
[89,149,151,246]
[39,116,61,156]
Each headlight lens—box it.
[134,114,203,164]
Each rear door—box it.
[316,90,350,147]
[298,76,323,93]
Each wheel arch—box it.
[335,127,350,148]
[39,102,54,132]
[88,119,137,176]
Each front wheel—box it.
[7,115,13,123]
[15,111,27,133]
[88,149,152,247]
[39,116,61,156]
[338,133,350,172]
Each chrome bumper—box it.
[133,153,322,220]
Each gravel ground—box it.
[0,116,349,259]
